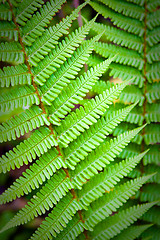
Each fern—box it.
[0,0,159,240]
[91,0,160,238]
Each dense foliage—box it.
[0,0,159,239]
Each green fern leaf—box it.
[27,2,88,65]
[89,201,157,240]
[0,85,39,112]
[0,21,18,41]
[0,148,65,204]
[22,0,66,45]
[0,64,31,88]
[0,126,57,173]
[0,2,12,21]
[0,42,24,64]
[84,174,154,230]
[15,0,43,26]
[0,105,49,142]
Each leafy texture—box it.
[0,0,158,240]
[91,0,160,238]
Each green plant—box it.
[0,0,159,239]
[89,0,160,238]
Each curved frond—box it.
[112,224,153,240]
[90,1,144,36]
[0,148,65,204]
[0,64,31,88]
[64,104,138,168]
[94,42,144,70]
[15,0,43,26]
[30,193,82,240]
[27,2,88,65]
[84,175,154,230]
[0,85,39,112]
[77,151,148,206]
[39,37,97,103]
[22,0,66,45]
[98,0,144,20]
[1,169,73,232]
[0,42,24,64]
[0,126,57,173]
[49,58,113,125]
[57,81,129,146]
[0,105,49,142]
[0,21,18,41]
[89,201,157,240]
[33,17,96,84]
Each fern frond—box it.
[0,126,57,173]
[90,1,144,36]
[22,0,66,45]
[0,85,39,112]
[119,143,141,159]
[33,18,96,85]
[30,192,82,240]
[141,206,160,225]
[0,42,24,64]
[28,2,88,65]
[57,81,129,146]
[140,184,160,204]
[64,104,138,167]
[144,165,160,184]
[94,42,144,70]
[144,124,160,145]
[146,82,160,103]
[110,63,145,87]
[92,22,144,50]
[39,38,97,103]
[1,169,73,232]
[84,175,154,230]
[146,62,160,82]
[98,0,145,20]
[143,145,160,166]
[0,2,12,21]
[15,0,43,26]
[112,224,153,240]
[0,148,65,204]
[147,27,160,47]
[119,85,144,106]
[0,64,31,88]
[0,105,49,142]
[0,21,18,41]
[146,44,160,63]
[77,151,147,206]
[147,9,160,31]
[141,225,160,240]
[54,214,84,240]
[89,201,157,240]
[49,58,113,125]
[145,103,160,123]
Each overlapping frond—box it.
[89,201,157,240]
[49,58,113,125]
[0,42,24,63]
[0,148,65,204]
[0,21,18,41]
[0,64,31,88]
[27,2,88,65]
[0,0,158,239]
[57,81,129,146]
[0,127,57,173]
[22,0,66,45]
[0,105,49,142]
[83,175,154,230]
[0,85,39,112]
